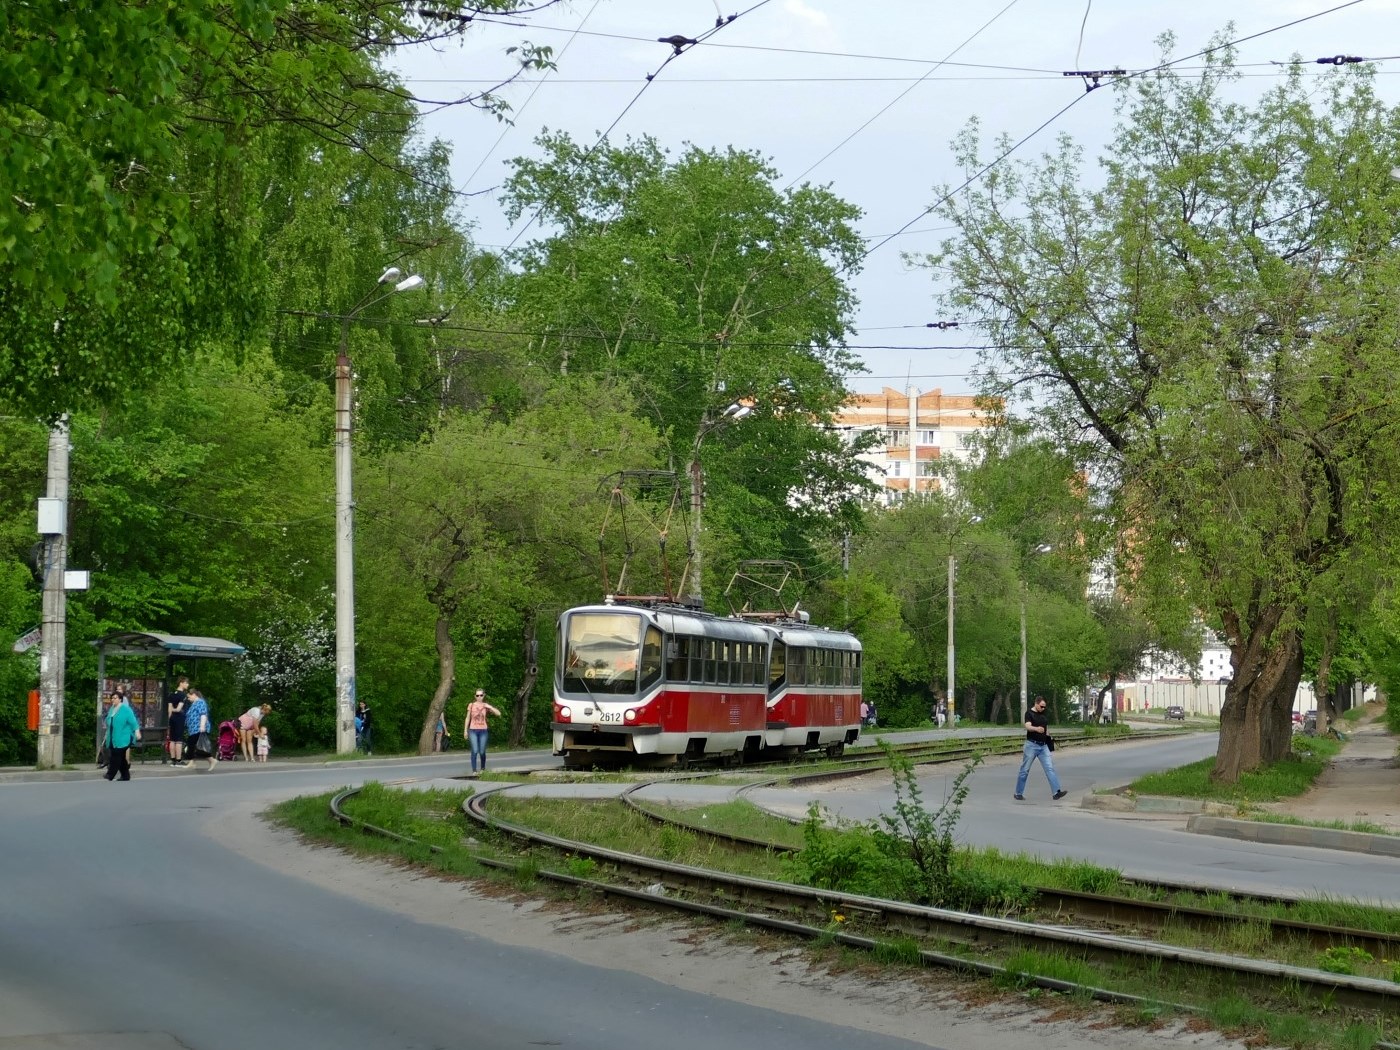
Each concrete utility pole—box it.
[37,417,70,769]
[334,344,357,755]
[687,454,705,607]
[334,268,425,754]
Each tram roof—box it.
[567,604,772,642]
[772,625,862,651]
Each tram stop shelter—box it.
[91,631,247,758]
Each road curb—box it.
[1186,814,1400,857]
[1080,792,1235,816]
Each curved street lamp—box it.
[1019,543,1054,723]
[945,513,981,730]
[686,402,753,607]
[334,268,425,754]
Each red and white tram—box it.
[552,600,862,767]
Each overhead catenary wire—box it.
[783,0,1025,189]
[743,0,1376,331]
[455,0,602,197]
[496,0,777,256]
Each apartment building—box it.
[834,386,990,502]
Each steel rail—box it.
[464,784,1400,1014]
[620,787,1400,958]
[324,784,1400,1043]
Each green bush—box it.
[786,746,1033,914]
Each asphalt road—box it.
[0,756,944,1050]
[2,728,1394,1050]
[753,730,1400,904]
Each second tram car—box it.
[552,600,861,767]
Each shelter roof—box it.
[91,631,246,659]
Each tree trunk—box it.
[1092,673,1116,724]
[1313,612,1337,739]
[418,613,456,755]
[1213,614,1303,782]
[987,689,1006,725]
[508,617,539,748]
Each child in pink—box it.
[256,725,271,763]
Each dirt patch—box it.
[1260,716,1400,833]
[215,799,1258,1050]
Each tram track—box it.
[620,787,1400,959]
[326,782,1400,1022]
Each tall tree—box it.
[0,0,554,416]
[502,134,872,600]
[357,379,661,754]
[929,46,1400,779]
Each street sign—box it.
[12,626,41,653]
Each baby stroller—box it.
[216,720,241,761]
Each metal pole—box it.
[946,551,956,729]
[1019,584,1028,724]
[334,325,356,755]
[687,454,704,606]
[37,417,69,769]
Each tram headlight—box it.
[557,705,572,720]
[624,708,637,722]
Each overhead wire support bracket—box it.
[1062,68,1126,92]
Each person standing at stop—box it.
[463,690,502,774]
[103,693,141,782]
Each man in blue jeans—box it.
[1015,695,1068,801]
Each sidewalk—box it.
[1260,710,1400,834]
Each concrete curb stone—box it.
[1186,813,1400,857]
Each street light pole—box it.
[946,514,980,729]
[686,402,751,608]
[334,268,424,754]
[1018,583,1029,723]
[1019,543,1053,723]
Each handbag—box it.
[194,731,212,757]
[1046,736,1056,752]
[97,743,110,768]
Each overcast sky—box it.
[395,0,1400,395]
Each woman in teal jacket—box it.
[103,694,141,782]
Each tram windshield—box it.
[561,612,644,696]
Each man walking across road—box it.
[103,693,141,782]
[1014,695,1067,801]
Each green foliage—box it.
[788,746,1028,912]
[787,803,920,902]
[929,42,1400,776]
[565,857,597,880]
[1129,736,1341,803]
[871,937,922,967]
[502,133,872,596]
[0,0,552,416]
[1052,860,1124,895]
[1316,945,1372,976]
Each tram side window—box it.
[741,642,755,685]
[704,639,718,683]
[769,640,786,691]
[640,627,663,691]
[668,636,690,682]
[716,641,730,685]
[854,651,862,686]
[789,647,805,687]
[841,651,851,687]
[688,637,704,683]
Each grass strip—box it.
[1127,736,1342,803]
[266,786,1398,1050]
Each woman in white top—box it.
[237,703,271,762]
